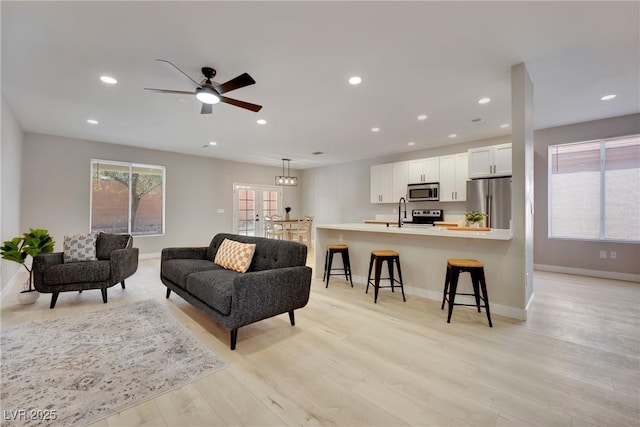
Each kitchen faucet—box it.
[398,197,407,228]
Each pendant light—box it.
[275,158,298,186]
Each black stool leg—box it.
[323,250,329,282]
[442,266,451,310]
[374,257,384,303]
[366,254,375,294]
[341,250,350,282]
[471,270,482,312]
[344,250,353,287]
[479,269,493,327]
[395,257,406,302]
[387,257,395,292]
[447,268,460,323]
[326,250,334,288]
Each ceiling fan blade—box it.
[215,73,256,94]
[220,96,262,112]
[156,59,201,88]
[201,103,213,114]
[144,88,195,95]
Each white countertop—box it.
[316,223,512,240]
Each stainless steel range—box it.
[411,209,444,225]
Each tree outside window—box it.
[91,160,165,236]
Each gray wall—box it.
[1,94,25,290]
[533,113,640,277]
[21,133,302,255]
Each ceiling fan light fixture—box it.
[196,87,220,104]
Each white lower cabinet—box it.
[439,153,468,202]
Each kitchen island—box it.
[315,223,525,320]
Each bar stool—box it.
[323,244,353,288]
[441,259,493,327]
[366,250,405,303]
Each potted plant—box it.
[1,228,55,304]
[465,211,487,228]
[284,207,292,220]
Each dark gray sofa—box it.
[33,233,139,309]
[161,233,312,350]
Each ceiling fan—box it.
[144,59,262,114]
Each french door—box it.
[233,184,283,236]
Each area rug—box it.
[0,299,227,426]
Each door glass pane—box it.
[237,189,255,236]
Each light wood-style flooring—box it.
[1,254,638,426]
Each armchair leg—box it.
[78,290,83,293]
[289,310,295,326]
[166,288,172,299]
[230,329,238,351]
[50,292,59,309]
[121,280,126,289]
[101,288,108,304]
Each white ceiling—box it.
[2,1,638,169]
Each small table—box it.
[269,218,300,240]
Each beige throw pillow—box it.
[214,239,256,273]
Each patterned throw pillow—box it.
[63,233,98,263]
[213,239,256,273]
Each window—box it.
[91,160,165,236]
[549,135,640,242]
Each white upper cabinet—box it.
[468,143,512,179]
[408,157,439,183]
[392,161,409,201]
[370,163,394,203]
[439,153,468,202]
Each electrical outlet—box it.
[216,209,224,214]
[600,250,607,259]
[338,234,343,242]
[610,251,617,259]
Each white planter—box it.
[17,290,40,305]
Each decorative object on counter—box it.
[465,210,487,228]
[275,158,298,186]
[441,258,492,327]
[1,228,55,304]
[285,206,292,220]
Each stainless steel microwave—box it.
[407,182,439,202]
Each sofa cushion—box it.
[162,259,221,289]
[43,260,111,285]
[213,238,256,273]
[63,233,98,263]
[186,269,238,316]
[96,233,132,260]
[207,234,307,271]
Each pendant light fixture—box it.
[275,158,298,186]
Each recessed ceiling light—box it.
[87,119,99,125]
[100,76,117,85]
[600,94,616,101]
[257,119,267,125]
[349,76,362,85]
[408,142,415,146]
[449,133,457,138]
[500,123,510,128]
[209,141,217,146]
[478,98,491,104]
[417,114,427,121]
[371,127,380,132]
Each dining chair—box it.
[289,216,313,245]
[264,215,286,240]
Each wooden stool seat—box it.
[442,258,492,327]
[366,250,405,303]
[323,244,353,288]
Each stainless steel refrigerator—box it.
[466,177,512,229]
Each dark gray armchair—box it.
[33,233,139,308]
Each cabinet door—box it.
[468,147,493,179]
[392,162,408,201]
[424,157,440,182]
[370,163,393,203]
[494,143,512,177]
[408,159,426,183]
[438,155,456,201]
[454,153,468,201]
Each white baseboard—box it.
[534,264,640,283]
[350,274,527,320]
